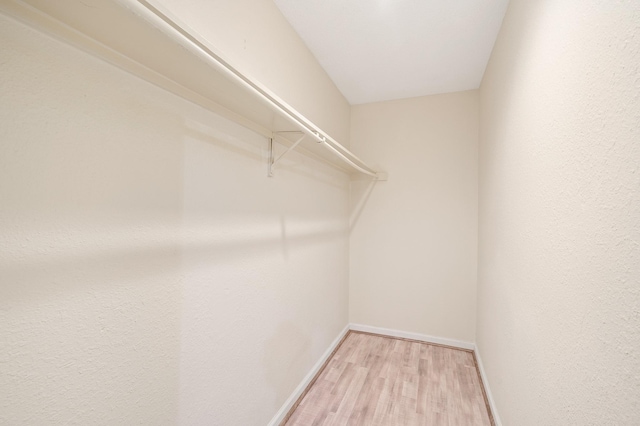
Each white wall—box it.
[349,91,479,343]
[0,11,349,426]
[478,0,640,424]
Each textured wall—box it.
[478,0,640,424]
[0,12,349,426]
[349,91,479,343]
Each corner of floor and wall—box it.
[1,0,639,425]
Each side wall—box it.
[0,10,349,426]
[349,91,479,343]
[478,1,640,424]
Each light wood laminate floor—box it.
[283,331,493,426]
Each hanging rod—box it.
[321,140,378,178]
[3,0,386,179]
[130,0,383,179]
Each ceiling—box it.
[272,0,510,105]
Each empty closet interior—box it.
[1,0,638,425]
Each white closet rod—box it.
[132,0,380,178]
[321,141,378,178]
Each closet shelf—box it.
[3,0,386,180]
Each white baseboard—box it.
[349,323,475,351]
[267,324,350,426]
[474,347,502,426]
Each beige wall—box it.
[158,0,351,145]
[478,1,640,424]
[0,10,349,426]
[349,91,479,343]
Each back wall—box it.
[349,91,479,343]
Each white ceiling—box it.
[272,0,510,105]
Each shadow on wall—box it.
[1,108,350,306]
[263,322,312,412]
[0,231,182,305]
[349,177,379,231]
[0,217,348,305]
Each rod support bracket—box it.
[269,131,306,177]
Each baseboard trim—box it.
[349,323,475,351]
[267,324,350,426]
[474,347,502,426]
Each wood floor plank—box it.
[284,331,493,426]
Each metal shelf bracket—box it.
[268,131,306,177]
